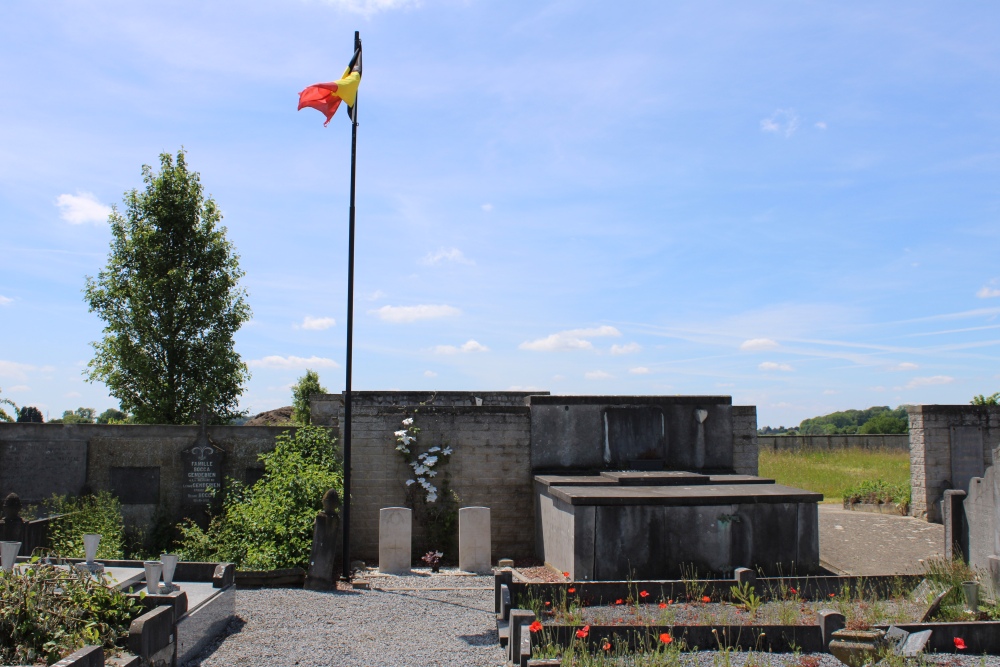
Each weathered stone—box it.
[459,506,491,573]
[817,609,845,649]
[306,489,342,589]
[379,507,411,574]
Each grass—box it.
[758,447,910,504]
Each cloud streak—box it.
[422,247,473,266]
[298,316,336,330]
[759,361,794,372]
[55,192,112,224]
[370,304,461,323]
[433,340,489,354]
[904,375,954,389]
[248,355,339,369]
[520,326,621,352]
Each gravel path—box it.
[187,572,505,667]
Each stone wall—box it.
[0,423,290,528]
[758,434,909,453]
[732,406,759,476]
[908,405,1000,522]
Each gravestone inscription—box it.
[181,441,225,507]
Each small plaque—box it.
[110,467,160,504]
[181,440,225,507]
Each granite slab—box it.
[547,483,824,506]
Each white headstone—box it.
[459,506,491,573]
[379,507,412,574]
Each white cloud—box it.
[815,121,827,130]
[905,375,954,389]
[55,192,112,225]
[585,370,613,380]
[629,367,651,375]
[509,385,544,391]
[298,316,336,331]
[740,338,779,351]
[716,382,735,388]
[423,370,437,378]
[758,361,794,372]
[0,295,12,305]
[481,203,494,212]
[610,342,641,355]
[248,355,339,369]
[822,389,838,395]
[370,304,461,323]
[977,286,1000,298]
[889,362,919,371]
[870,385,887,392]
[422,247,473,266]
[65,391,81,398]
[367,290,386,301]
[760,109,799,138]
[0,360,39,381]
[320,0,418,16]
[433,339,489,354]
[519,326,621,352]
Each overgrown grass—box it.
[758,447,910,503]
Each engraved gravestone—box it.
[181,406,225,508]
[951,426,985,494]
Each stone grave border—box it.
[494,572,1000,666]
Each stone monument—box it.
[306,488,342,590]
[379,507,412,575]
[0,492,24,544]
[963,446,1000,597]
[181,405,225,516]
[458,506,492,573]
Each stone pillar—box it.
[459,506,491,573]
[306,489,342,590]
[379,507,412,574]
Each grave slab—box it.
[379,507,412,574]
[459,506,492,573]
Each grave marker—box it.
[181,407,224,509]
[379,507,411,574]
[459,506,491,573]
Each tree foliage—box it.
[84,150,251,424]
[15,406,43,423]
[48,408,97,424]
[96,408,129,424]
[291,369,327,425]
[0,388,16,423]
[972,392,1000,406]
[796,405,909,435]
[175,426,342,570]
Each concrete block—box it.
[379,507,412,574]
[212,562,234,588]
[459,506,492,573]
[817,609,845,650]
[508,609,536,665]
[128,605,174,659]
[52,646,104,667]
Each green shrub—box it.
[44,492,126,560]
[175,426,342,570]
[842,479,911,510]
[0,564,142,665]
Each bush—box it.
[175,426,342,570]
[842,479,911,511]
[16,406,43,423]
[44,492,127,560]
[0,564,142,665]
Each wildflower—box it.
[615,599,623,605]
[954,637,967,650]
[789,587,797,595]
[568,587,576,594]
[640,590,650,599]
[667,599,673,604]
[602,640,612,651]
[702,596,711,603]
[529,620,543,633]
[402,417,414,426]
[829,593,835,598]
[441,446,453,455]
[660,633,673,645]
[576,625,590,639]
[563,571,570,578]
[544,601,551,607]
[658,602,667,609]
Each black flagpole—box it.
[342,29,360,581]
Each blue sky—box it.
[2,1,1000,427]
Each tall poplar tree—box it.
[84,150,251,424]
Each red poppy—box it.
[568,587,576,594]
[563,571,570,577]
[640,590,650,598]
[529,621,543,633]
[658,602,667,609]
[829,593,835,598]
[660,632,673,645]
[615,598,623,605]
[702,595,711,603]
[602,640,612,651]
[789,587,797,595]
[954,637,967,650]
[576,625,590,639]
[544,601,551,606]
[667,599,674,604]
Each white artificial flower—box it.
[410,460,420,469]
[402,417,414,426]
[405,479,416,486]
[429,447,440,453]
[419,478,431,490]
[414,465,428,476]
[427,493,438,503]
[394,430,406,438]
[418,452,426,460]
[396,445,410,454]
[441,446,453,456]
[427,470,437,477]
[424,456,438,466]
[401,433,415,446]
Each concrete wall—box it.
[758,434,909,453]
[908,405,1000,522]
[732,406,759,476]
[0,423,290,527]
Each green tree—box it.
[16,406,43,423]
[84,150,251,425]
[972,393,1000,406]
[96,408,129,424]
[291,369,327,425]
[858,411,908,434]
[49,408,97,424]
[0,388,16,422]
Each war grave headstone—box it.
[379,507,412,574]
[458,506,491,573]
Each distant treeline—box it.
[759,405,909,436]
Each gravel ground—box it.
[186,571,505,667]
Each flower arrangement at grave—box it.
[393,413,459,558]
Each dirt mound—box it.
[245,406,295,426]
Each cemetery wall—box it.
[732,406,759,475]
[908,405,1000,522]
[757,434,909,453]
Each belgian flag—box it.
[297,45,362,126]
